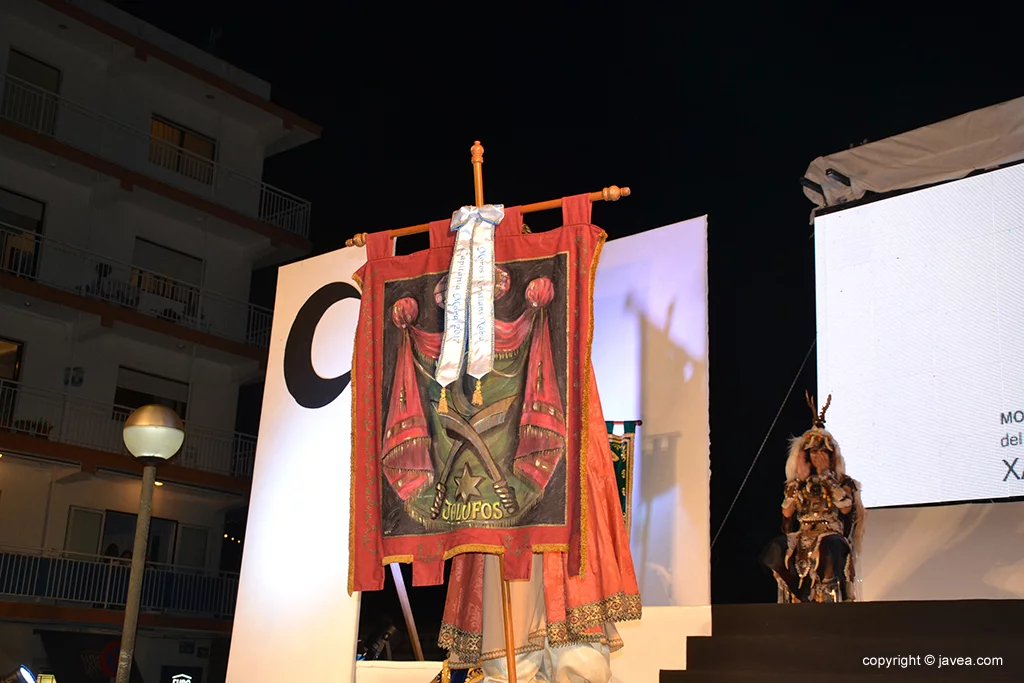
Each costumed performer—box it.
[762,392,864,603]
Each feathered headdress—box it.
[786,391,840,482]
[800,391,835,455]
[806,390,830,429]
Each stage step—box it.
[660,601,1024,682]
[687,635,1019,673]
[661,674,1024,683]
[709,600,1024,637]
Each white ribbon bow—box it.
[435,204,504,389]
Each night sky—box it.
[113,0,1022,654]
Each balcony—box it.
[0,222,273,352]
[0,73,311,238]
[0,545,237,621]
[0,379,256,481]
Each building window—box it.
[0,337,23,426]
[102,510,178,564]
[64,506,104,557]
[130,237,204,321]
[112,366,189,422]
[0,186,45,279]
[0,337,23,382]
[2,49,61,135]
[176,525,210,569]
[148,115,216,185]
[65,506,179,564]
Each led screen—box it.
[815,163,1024,507]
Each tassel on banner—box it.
[438,386,449,414]
[472,378,484,406]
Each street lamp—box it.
[116,405,184,683]
[0,666,35,683]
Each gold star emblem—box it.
[454,463,484,503]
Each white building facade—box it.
[0,0,319,681]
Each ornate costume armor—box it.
[764,393,864,603]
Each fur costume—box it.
[763,393,865,603]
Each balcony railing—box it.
[0,73,311,238]
[0,379,256,480]
[0,222,273,351]
[0,545,237,620]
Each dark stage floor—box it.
[662,600,1024,683]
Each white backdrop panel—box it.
[593,216,710,607]
[225,246,366,683]
[228,213,711,683]
[862,500,1024,600]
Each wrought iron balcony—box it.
[0,545,238,620]
[0,222,273,351]
[0,72,311,238]
[0,379,256,480]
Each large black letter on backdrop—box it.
[284,282,360,409]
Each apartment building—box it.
[0,0,319,681]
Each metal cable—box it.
[711,338,816,549]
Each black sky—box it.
[115,0,1022,616]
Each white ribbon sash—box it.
[435,204,503,388]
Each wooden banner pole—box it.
[499,554,517,682]
[345,184,631,247]
[470,139,519,683]
[471,139,485,206]
[353,140,633,677]
[389,563,424,660]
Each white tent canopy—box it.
[802,94,1024,211]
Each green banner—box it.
[606,421,636,536]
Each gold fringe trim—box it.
[381,554,415,564]
[438,386,449,414]
[440,591,639,665]
[444,544,506,560]
[379,545,511,566]
[578,230,606,578]
[532,543,570,553]
[472,378,484,405]
[438,622,483,656]
[555,590,641,643]
[476,629,548,661]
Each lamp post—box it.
[116,405,184,683]
[0,666,35,683]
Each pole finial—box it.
[471,141,485,206]
[602,185,630,201]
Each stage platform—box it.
[661,600,1024,682]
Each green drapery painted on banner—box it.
[606,421,636,536]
